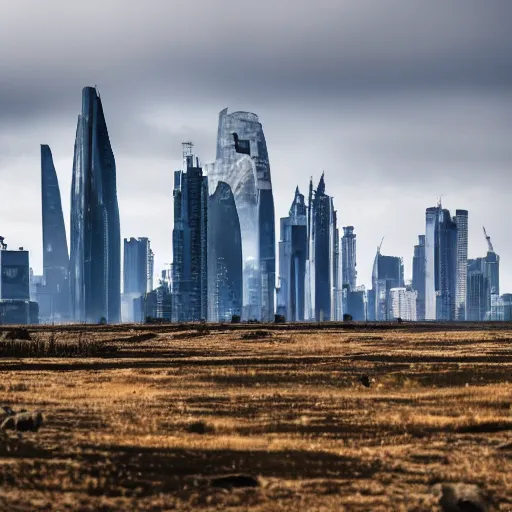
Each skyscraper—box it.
[424,204,465,321]
[70,87,121,324]
[371,248,404,321]
[390,287,417,321]
[277,187,307,321]
[172,146,208,322]
[41,144,69,322]
[304,174,339,321]
[455,210,468,320]
[341,226,357,291]
[412,235,426,320]
[123,237,152,295]
[207,181,243,322]
[425,206,439,320]
[206,109,275,321]
[467,258,488,321]
[437,208,457,320]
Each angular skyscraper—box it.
[303,174,339,321]
[206,109,275,321]
[41,144,69,322]
[424,206,439,320]
[467,258,488,321]
[70,87,121,323]
[207,181,243,322]
[341,226,357,291]
[172,146,208,322]
[454,210,468,320]
[437,209,457,320]
[412,235,426,320]
[277,187,307,322]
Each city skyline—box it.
[0,1,511,293]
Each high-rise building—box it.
[207,181,243,322]
[172,146,208,322]
[0,244,37,325]
[412,235,426,320]
[345,286,367,321]
[425,206,439,320]
[304,174,339,321]
[454,210,468,320]
[437,208,457,320]
[341,226,357,291]
[123,237,153,323]
[206,109,275,321]
[41,144,70,322]
[467,258,488,321]
[390,287,418,321]
[277,187,307,322]
[124,237,152,295]
[424,204,465,321]
[371,248,404,321]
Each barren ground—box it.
[0,323,511,511]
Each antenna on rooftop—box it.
[182,141,194,170]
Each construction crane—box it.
[483,226,494,253]
[377,236,385,254]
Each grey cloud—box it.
[0,0,511,291]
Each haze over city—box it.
[1,0,511,292]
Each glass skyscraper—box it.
[207,181,243,322]
[454,210,468,320]
[41,144,69,322]
[206,109,275,322]
[277,187,308,322]
[70,87,121,324]
[371,249,404,321]
[341,226,357,291]
[412,235,426,320]
[172,152,208,322]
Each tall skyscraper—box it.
[424,206,439,320]
[206,109,275,321]
[467,258,488,321]
[437,208,457,320]
[70,86,121,324]
[41,144,69,322]
[454,210,468,320]
[172,145,208,322]
[341,226,357,291]
[412,235,426,320]
[424,204,465,321]
[371,248,404,321]
[207,181,243,322]
[304,174,339,321]
[277,187,308,322]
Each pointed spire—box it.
[317,172,326,195]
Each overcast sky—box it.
[1,0,511,291]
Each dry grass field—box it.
[0,323,511,511]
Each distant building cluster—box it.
[1,87,509,325]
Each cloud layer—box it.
[1,0,511,290]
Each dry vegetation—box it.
[0,323,511,511]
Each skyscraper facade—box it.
[41,144,69,322]
[70,87,121,323]
[341,226,357,291]
[123,237,152,295]
[206,109,275,321]
[467,258,488,321]
[277,187,308,322]
[437,208,457,320]
[207,181,243,322]
[412,235,426,320]
[172,151,208,322]
[371,249,404,321]
[424,206,439,320]
[390,287,417,321]
[454,210,468,320]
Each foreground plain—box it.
[0,323,511,511]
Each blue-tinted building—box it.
[41,144,69,322]
[207,181,243,322]
[371,248,404,321]
[207,109,275,321]
[412,235,426,320]
[70,87,121,323]
[172,147,208,322]
[277,187,307,321]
